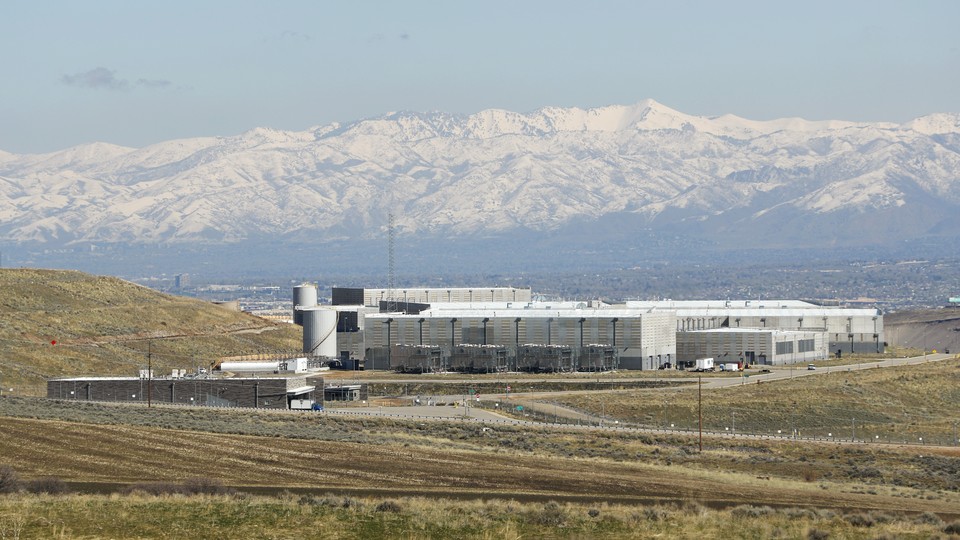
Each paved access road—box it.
[328,353,956,427]
[702,352,953,389]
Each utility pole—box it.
[662,398,667,428]
[147,341,153,408]
[698,376,703,452]
[851,417,855,441]
[792,401,797,439]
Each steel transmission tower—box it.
[387,213,396,305]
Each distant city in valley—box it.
[126,254,958,314]
[4,232,957,312]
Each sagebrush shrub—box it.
[375,500,402,513]
[0,465,20,494]
[25,476,68,494]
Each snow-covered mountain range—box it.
[2,99,959,254]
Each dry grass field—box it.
[2,492,957,539]
[1,398,958,515]
[1,398,959,538]
[0,269,303,395]
[551,359,960,443]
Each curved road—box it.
[326,352,957,447]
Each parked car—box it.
[807,364,816,370]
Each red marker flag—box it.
[50,340,57,345]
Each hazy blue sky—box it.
[2,0,959,153]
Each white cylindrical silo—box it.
[303,307,338,358]
[292,283,319,326]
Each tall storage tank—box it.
[292,283,319,326]
[303,307,337,358]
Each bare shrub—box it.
[681,500,708,516]
[183,477,233,496]
[813,509,836,520]
[641,507,670,522]
[870,512,894,524]
[0,466,20,494]
[588,508,601,518]
[531,501,567,527]
[731,505,775,519]
[340,497,362,509]
[122,481,185,496]
[299,494,363,509]
[913,512,943,527]
[783,507,816,520]
[24,476,69,495]
[806,528,830,540]
[375,500,402,513]
[802,468,818,482]
[844,513,874,528]
[943,521,960,535]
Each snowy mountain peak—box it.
[0,101,958,253]
[903,112,960,135]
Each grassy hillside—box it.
[0,268,302,395]
[553,360,960,442]
[885,307,960,352]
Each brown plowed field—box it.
[3,416,957,518]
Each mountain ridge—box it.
[1,101,959,254]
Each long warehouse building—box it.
[362,307,676,371]
[299,288,882,370]
[626,300,884,354]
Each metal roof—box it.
[664,307,880,318]
[367,307,674,319]
[680,328,825,336]
[625,300,817,309]
[625,300,879,317]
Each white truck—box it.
[694,357,715,372]
[720,362,741,372]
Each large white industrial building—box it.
[362,307,676,371]
[676,328,828,366]
[626,300,884,355]
[291,286,883,371]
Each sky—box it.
[2,0,959,154]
